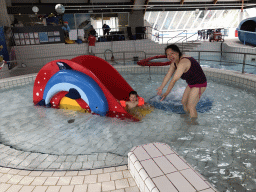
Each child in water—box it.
[119,91,153,120]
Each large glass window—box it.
[90,13,120,36]
[162,12,176,30]
[155,11,168,30]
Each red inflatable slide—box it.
[33,55,140,121]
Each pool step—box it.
[128,142,218,192]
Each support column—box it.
[129,10,144,34]
[0,0,11,27]
[239,11,245,23]
[5,0,11,6]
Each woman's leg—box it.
[186,87,206,118]
[181,85,191,113]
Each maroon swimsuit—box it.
[174,57,207,97]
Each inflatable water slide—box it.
[237,17,256,46]
[33,55,140,121]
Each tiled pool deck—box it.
[0,165,139,192]
[0,50,256,191]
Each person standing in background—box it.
[88,32,96,55]
[102,24,111,37]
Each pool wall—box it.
[222,42,256,64]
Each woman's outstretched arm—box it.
[156,63,175,95]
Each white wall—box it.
[12,39,166,71]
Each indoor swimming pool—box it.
[0,72,255,191]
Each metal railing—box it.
[73,26,230,46]
[108,25,195,44]
[147,26,192,44]
[100,50,147,65]
[2,50,256,75]
[186,50,256,74]
[179,32,199,52]
[167,30,188,45]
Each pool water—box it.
[0,73,255,191]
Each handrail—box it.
[179,32,199,52]
[2,50,256,75]
[167,30,187,45]
[179,32,198,43]
[146,26,195,44]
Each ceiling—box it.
[7,0,256,15]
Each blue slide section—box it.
[43,70,108,116]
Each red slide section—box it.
[71,55,133,101]
[71,55,138,120]
[137,55,172,66]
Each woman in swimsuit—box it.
[157,44,207,118]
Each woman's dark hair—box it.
[165,44,182,58]
[129,91,138,97]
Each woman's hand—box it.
[160,92,169,101]
[156,87,163,95]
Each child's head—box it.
[129,91,138,102]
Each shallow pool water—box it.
[0,73,256,191]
